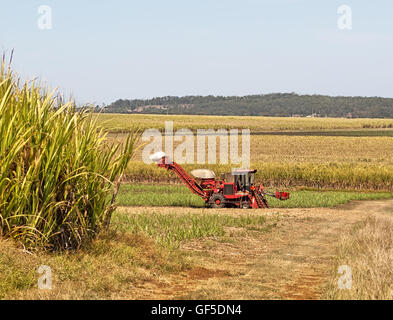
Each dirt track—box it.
[120,200,393,300]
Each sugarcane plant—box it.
[0,56,139,250]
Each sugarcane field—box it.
[1,1,393,312]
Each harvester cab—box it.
[222,170,257,192]
[150,152,290,209]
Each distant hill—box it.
[101,93,393,118]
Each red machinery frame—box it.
[156,155,289,209]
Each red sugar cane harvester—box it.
[150,152,289,209]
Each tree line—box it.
[100,93,393,118]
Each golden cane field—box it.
[96,114,393,191]
[96,113,393,132]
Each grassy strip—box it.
[268,191,393,208]
[323,214,393,300]
[116,184,393,208]
[117,184,205,207]
[112,210,272,248]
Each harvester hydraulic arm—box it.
[157,157,206,199]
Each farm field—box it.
[108,134,393,164]
[99,114,393,191]
[2,200,393,299]
[4,0,393,303]
[95,113,393,132]
[2,104,393,300]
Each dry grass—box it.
[3,201,393,300]
[324,214,393,300]
[0,208,275,299]
[96,113,393,132]
[250,135,393,164]
[109,133,393,165]
[0,232,190,299]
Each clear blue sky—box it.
[1,0,392,105]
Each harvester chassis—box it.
[151,154,289,209]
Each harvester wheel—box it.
[241,201,251,209]
[209,193,226,208]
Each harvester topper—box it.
[150,152,289,209]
